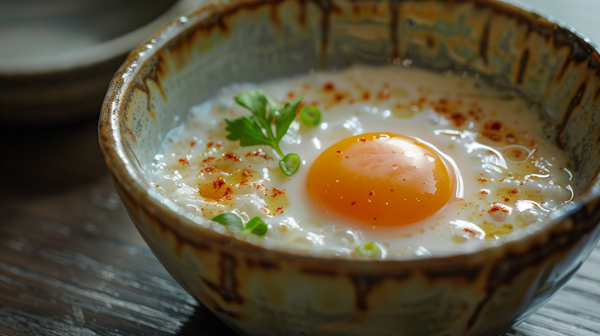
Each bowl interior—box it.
[109,0,600,245]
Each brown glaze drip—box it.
[201,253,244,304]
[349,274,385,311]
[312,0,343,56]
[479,18,491,65]
[554,27,595,82]
[389,0,401,59]
[557,82,587,146]
[517,48,530,84]
[298,0,307,26]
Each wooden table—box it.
[1,1,600,335]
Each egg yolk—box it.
[307,132,453,227]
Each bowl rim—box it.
[99,0,600,267]
[0,0,197,76]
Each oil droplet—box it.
[392,164,399,169]
[391,105,415,119]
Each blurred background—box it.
[0,0,599,335]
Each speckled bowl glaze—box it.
[99,0,600,335]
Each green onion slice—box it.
[355,242,382,258]
[300,106,321,126]
[279,153,301,176]
[244,217,268,236]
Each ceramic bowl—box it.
[99,0,600,335]
[0,0,203,125]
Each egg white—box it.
[149,65,573,259]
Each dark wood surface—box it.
[1,1,600,335]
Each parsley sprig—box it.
[225,90,303,176]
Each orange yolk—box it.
[307,132,453,227]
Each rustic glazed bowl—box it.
[99,0,600,335]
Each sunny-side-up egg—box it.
[149,65,574,259]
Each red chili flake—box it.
[359,138,366,142]
[334,93,346,102]
[344,155,350,159]
[369,191,375,196]
[203,166,219,173]
[223,152,242,162]
[271,188,285,197]
[390,189,394,192]
[486,121,503,131]
[362,91,370,100]
[246,150,272,160]
[336,150,343,154]
[482,132,502,142]
[287,92,295,99]
[480,189,489,194]
[439,98,448,104]
[503,197,510,202]
[223,187,233,199]
[463,228,476,235]
[450,113,466,127]
[478,178,488,183]
[275,206,284,214]
[212,177,226,190]
[434,106,448,113]
[323,82,335,92]
[203,156,216,163]
[506,134,516,144]
[190,141,196,147]
[373,217,377,220]
[383,82,390,89]
[488,204,509,214]
[215,142,223,148]
[351,202,356,206]
[178,158,190,165]
[508,189,519,194]
[206,142,214,148]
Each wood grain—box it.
[1,1,599,335]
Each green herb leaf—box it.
[234,89,279,126]
[224,117,272,147]
[300,106,321,126]
[243,217,268,236]
[275,100,303,141]
[279,153,301,176]
[355,242,382,258]
[227,90,304,176]
[212,213,244,232]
